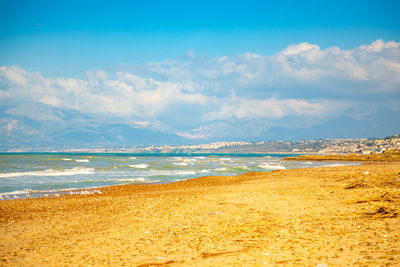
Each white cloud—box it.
[176,131,210,139]
[39,96,61,106]
[0,65,28,86]
[1,39,399,139]
[359,39,400,52]
[144,39,400,96]
[280,42,320,56]
[0,66,211,119]
[204,97,353,121]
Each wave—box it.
[0,167,95,178]
[174,162,188,166]
[218,158,231,161]
[112,178,161,184]
[259,164,286,170]
[234,165,250,170]
[68,189,102,195]
[68,190,102,195]
[122,169,200,177]
[152,170,197,176]
[75,159,90,163]
[129,157,136,160]
[61,158,72,161]
[173,158,197,166]
[172,170,196,175]
[0,188,102,198]
[128,164,149,169]
[0,189,40,195]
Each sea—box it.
[0,153,359,199]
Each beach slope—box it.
[1,162,400,266]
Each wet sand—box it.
[0,162,399,266]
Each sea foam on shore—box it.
[0,153,359,199]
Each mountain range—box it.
[1,101,399,151]
[0,102,186,151]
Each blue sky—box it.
[0,0,400,144]
[1,0,400,77]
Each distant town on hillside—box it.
[61,134,400,154]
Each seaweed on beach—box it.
[345,169,400,189]
[366,205,399,218]
[344,179,372,189]
[345,169,400,218]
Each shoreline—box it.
[284,151,400,162]
[0,161,361,201]
[1,160,399,265]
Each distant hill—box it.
[0,102,186,151]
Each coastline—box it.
[284,151,400,162]
[1,160,399,265]
[0,152,323,200]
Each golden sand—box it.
[0,161,399,266]
[284,150,400,162]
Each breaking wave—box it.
[258,164,286,170]
[0,167,95,178]
[75,159,90,163]
[128,164,149,169]
[174,162,188,166]
[112,178,161,184]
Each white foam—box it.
[304,161,313,164]
[112,178,161,184]
[130,157,136,160]
[219,158,231,161]
[133,169,198,177]
[264,156,272,158]
[177,171,197,175]
[235,165,249,170]
[215,167,227,171]
[128,164,149,169]
[68,190,102,195]
[174,162,188,166]
[157,170,196,176]
[194,156,205,159]
[0,167,95,178]
[0,188,103,199]
[259,164,286,170]
[0,189,39,195]
[62,158,72,161]
[75,159,90,163]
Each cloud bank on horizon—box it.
[1,39,399,141]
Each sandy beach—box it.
[1,158,399,266]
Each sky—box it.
[1,0,400,144]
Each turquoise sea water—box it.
[0,153,358,199]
